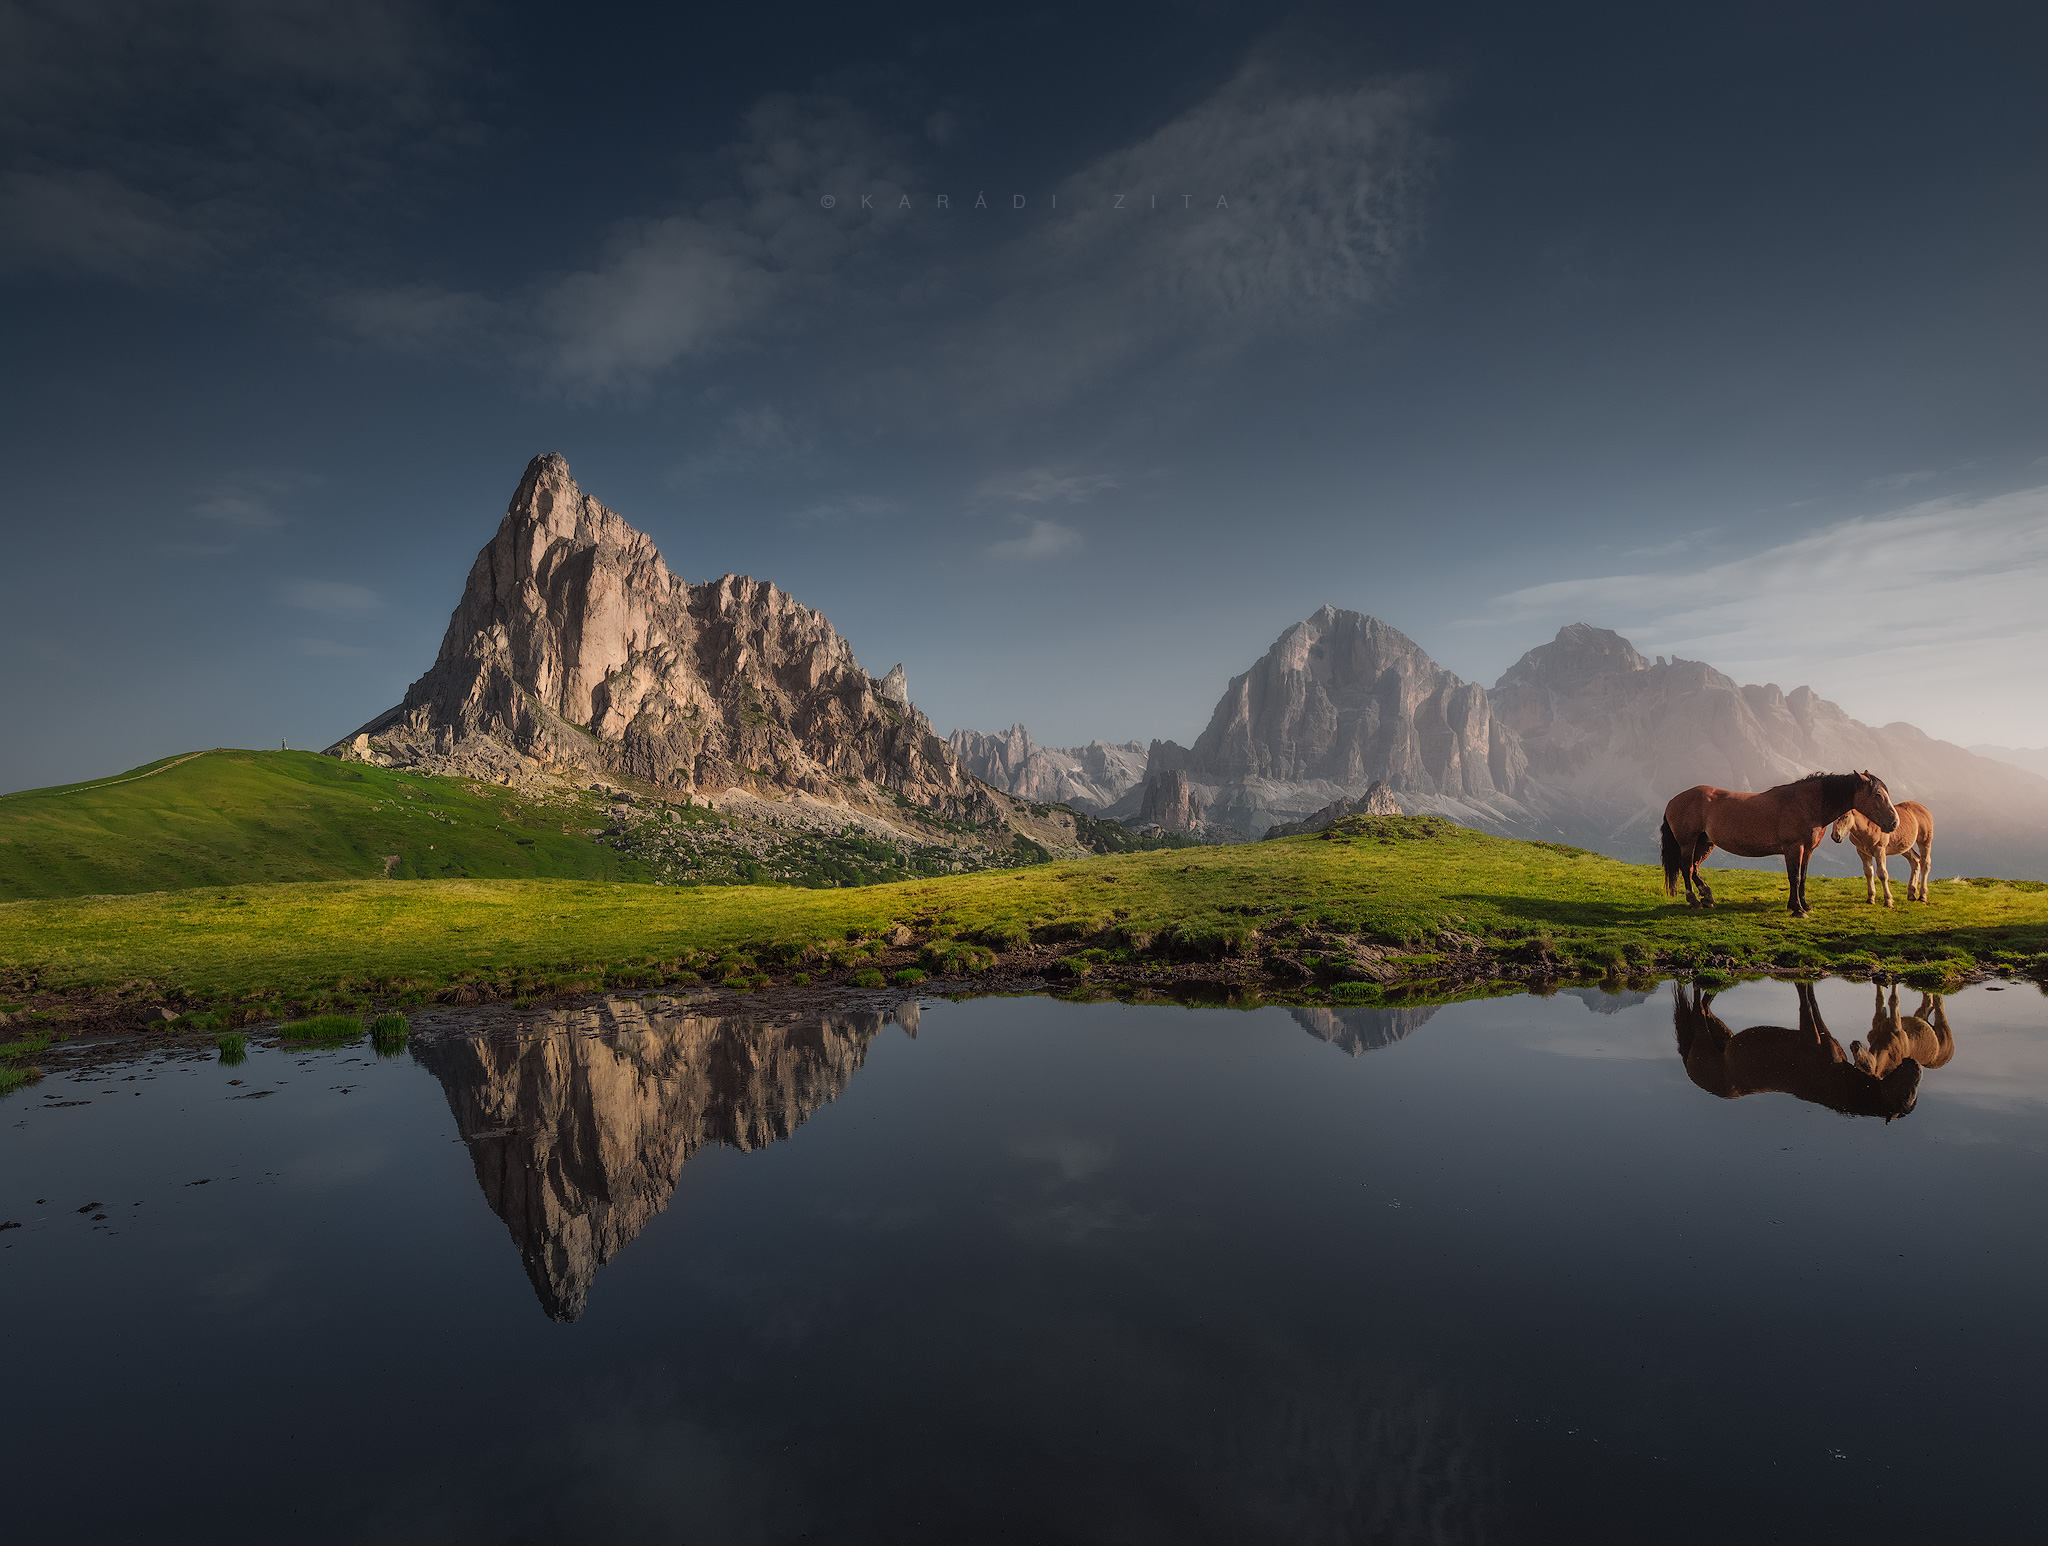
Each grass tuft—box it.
[278,1014,363,1041]
[369,1013,410,1057]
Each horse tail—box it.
[1660,818,1682,897]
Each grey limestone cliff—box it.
[1147,607,1530,835]
[331,454,992,823]
[946,724,1147,811]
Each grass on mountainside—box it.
[0,749,651,900]
[3,817,2044,1021]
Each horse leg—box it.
[1860,846,1877,904]
[1693,839,1716,907]
[1784,848,1804,914]
[1876,845,1895,909]
[1914,837,1932,902]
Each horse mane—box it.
[1775,770,1862,808]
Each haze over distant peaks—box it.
[961,608,2048,879]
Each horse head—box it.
[1853,770,1898,834]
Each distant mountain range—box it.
[954,611,2048,879]
[1970,744,2048,780]
[945,726,1147,812]
[301,454,2047,882]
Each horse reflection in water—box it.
[1672,981,1948,1120]
[1852,983,1954,1078]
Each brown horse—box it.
[1661,771,1897,916]
[1672,982,1921,1120]
[1851,984,1954,1077]
[1832,800,1934,905]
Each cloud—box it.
[278,579,382,615]
[987,519,1082,561]
[1865,469,1941,491]
[190,470,314,533]
[940,43,1440,409]
[670,402,820,485]
[326,282,498,356]
[1620,527,1716,560]
[534,93,920,395]
[0,0,479,283]
[786,493,902,526]
[975,468,1120,505]
[342,34,1436,416]
[1479,485,2048,744]
[0,167,213,281]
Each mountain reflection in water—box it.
[413,996,920,1320]
[1287,1004,1439,1055]
[1673,981,1957,1120]
[415,981,1962,1322]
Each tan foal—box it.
[1831,799,1934,906]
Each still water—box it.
[5,978,2046,1544]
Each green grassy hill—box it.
[0,750,650,900]
[4,816,2043,1017]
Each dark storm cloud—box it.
[0,0,479,280]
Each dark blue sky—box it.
[3,0,2044,790]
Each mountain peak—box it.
[328,457,985,818]
[1494,622,1650,694]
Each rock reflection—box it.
[1672,982,1955,1120]
[414,996,915,1320]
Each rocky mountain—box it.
[946,724,1146,811]
[415,995,916,1320]
[333,454,996,826]
[1136,768,1205,832]
[1134,608,1530,836]
[1261,780,1402,839]
[1494,623,2048,877]
[1156,610,2048,877]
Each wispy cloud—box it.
[296,636,373,658]
[1480,485,2048,744]
[940,42,1440,410]
[974,468,1120,505]
[325,282,498,357]
[326,33,1439,419]
[278,579,382,615]
[786,493,902,526]
[190,471,314,534]
[986,519,1082,561]
[0,0,480,283]
[1620,526,1716,561]
[532,94,919,397]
